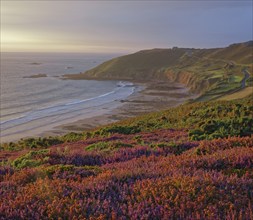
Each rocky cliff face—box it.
[164,70,209,94]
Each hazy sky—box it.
[1,0,252,53]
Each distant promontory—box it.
[23,74,47,78]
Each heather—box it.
[0,134,252,219]
[0,97,253,219]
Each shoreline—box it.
[41,80,197,138]
[1,80,197,143]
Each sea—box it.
[0,52,135,142]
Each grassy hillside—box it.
[204,41,253,64]
[82,48,186,80]
[66,41,253,100]
[0,96,252,219]
[1,42,252,219]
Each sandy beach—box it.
[41,80,197,137]
[0,80,197,143]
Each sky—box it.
[1,0,252,53]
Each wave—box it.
[1,81,132,118]
[0,90,114,125]
[0,82,135,129]
[1,101,112,135]
[0,115,27,126]
[117,81,133,87]
[0,85,66,111]
[65,90,115,106]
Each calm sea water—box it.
[0,52,135,141]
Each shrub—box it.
[96,125,141,136]
[11,150,49,169]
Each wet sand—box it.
[42,80,197,137]
[1,80,197,143]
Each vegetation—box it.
[0,95,252,219]
[1,41,252,218]
[0,136,64,151]
[1,96,252,151]
[11,149,49,169]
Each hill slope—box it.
[1,42,252,219]
[81,48,187,80]
[67,41,253,99]
[0,96,252,219]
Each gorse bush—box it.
[11,149,49,169]
[94,125,141,136]
[189,117,253,140]
[0,137,63,151]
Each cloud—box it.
[1,1,252,52]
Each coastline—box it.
[41,80,197,138]
[0,80,197,143]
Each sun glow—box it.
[1,31,48,52]
[1,28,130,53]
